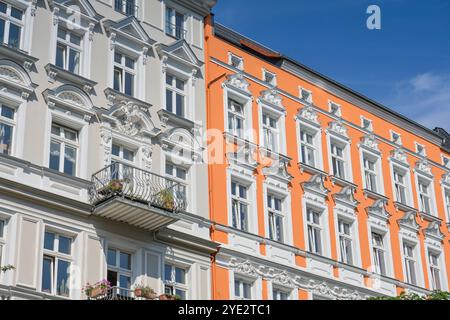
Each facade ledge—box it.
[363,189,389,201]
[155,228,220,255]
[157,109,199,130]
[418,211,442,223]
[330,175,357,188]
[223,131,253,147]
[44,63,97,94]
[0,43,38,72]
[394,201,417,213]
[104,87,152,109]
[298,162,327,176]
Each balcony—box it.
[89,163,187,231]
[87,286,178,300]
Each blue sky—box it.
[213,0,450,130]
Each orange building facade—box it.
[204,15,450,300]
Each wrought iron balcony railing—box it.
[90,163,187,213]
[87,287,146,301]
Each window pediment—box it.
[222,73,251,95]
[441,172,450,187]
[332,186,359,208]
[297,106,320,126]
[398,211,420,233]
[415,159,433,177]
[390,148,409,166]
[43,84,94,120]
[423,221,444,241]
[160,127,203,162]
[258,89,283,111]
[104,16,153,44]
[302,174,329,197]
[262,155,292,183]
[360,134,379,153]
[50,0,103,21]
[157,39,202,69]
[328,120,348,139]
[366,199,391,221]
[0,59,35,100]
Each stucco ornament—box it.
[114,102,144,137]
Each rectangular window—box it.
[165,74,186,117]
[338,219,353,265]
[331,142,345,179]
[165,161,188,204]
[0,104,15,155]
[418,179,432,214]
[231,181,249,232]
[0,1,23,49]
[272,288,289,300]
[307,208,322,255]
[41,231,72,297]
[227,99,245,139]
[164,264,188,299]
[107,248,132,290]
[329,102,341,117]
[229,53,244,70]
[55,27,82,74]
[445,191,450,222]
[394,170,408,205]
[363,156,377,192]
[403,242,417,285]
[300,129,316,167]
[165,7,185,40]
[262,113,279,152]
[111,143,135,180]
[428,251,441,291]
[0,219,5,267]
[263,70,276,86]
[114,0,137,16]
[300,88,312,104]
[371,232,387,276]
[234,278,252,300]
[267,194,283,242]
[49,123,78,176]
[113,52,135,97]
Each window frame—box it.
[391,164,413,207]
[306,207,323,256]
[0,103,16,156]
[114,0,138,17]
[360,116,373,131]
[0,1,25,49]
[230,179,250,232]
[266,193,284,243]
[299,87,313,104]
[106,247,133,290]
[262,69,277,87]
[165,6,186,40]
[337,218,354,265]
[164,263,189,299]
[330,138,349,180]
[224,86,253,142]
[427,250,442,291]
[370,231,388,276]
[260,106,284,154]
[402,241,418,286]
[55,26,83,75]
[165,159,189,207]
[415,174,437,216]
[228,52,244,70]
[165,73,187,118]
[297,120,323,170]
[113,50,136,97]
[360,150,384,195]
[0,219,6,268]
[328,100,342,117]
[233,276,253,300]
[49,122,79,177]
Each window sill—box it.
[298,162,327,176]
[223,132,253,147]
[44,64,97,94]
[259,147,291,163]
[394,201,417,213]
[330,175,357,188]
[418,211,442,223]
[363,189,389,201]
[103,87,152,110]
[0,43,38,72]
[157,109,197,130]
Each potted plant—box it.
[99,180,124,196]
[158,293,181,300]
[134,284,157,300]
[84,279,111,299]
[158,189,175,211]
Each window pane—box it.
[0,105,13,118]
[58,236,72,255]
[56,44,66,69]
[0,2,6,13]
[41,257,53,293]
[8,23,21,49]
[69,33,81,46]
[49,141,61,171]
[120,252,131,270]
[176,93,184,117]
[11,7,23,20]
[123,148,134,161]
[176,79,184,90]
[114,68,122,91]
[166,89,173,112]
[0,19,4,43]
[64,129,77,142]
[125,57,134,69]
[0,220,4,238]
[234,280,240,297]
[114,52,122,64]
[175,289,186,300]
[119,275,131,289]
[44,232,55,251]
[68,49,80,74]
[56,260,70,296]
[124,72,134,96]
[0,123,13,155]
[107,248,116,266]
[57,28,66,40]
[164,264,172,281]
[63,146,77,176]
[107,269,118,287]
[175,267,185,284]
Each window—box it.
[262,113,279,152]
[428,251,441,291]
[299,128,317,167]
[234,278,252,300]
[363,155,377,192]
[231,181,249,232]
[442,156,450,168]
[361,117,373,131]
[0,1,24,49]
[371,232,387,276]
[338,219,353,265]
[165,161,188,203]
[0,104,15,155]
[114,0,137,16]
[111,143,135,180]
[107,248,132,290]
[331,142,346,179]
[55,27,82,74]
[329,101,341,117]
[263,69,276,86]
[391,131,402,145]
[0,220,5,267]
[416,143,426,156]
[403,242,417,285]
[267,194,283,242]
[272,288,289,300]
[165,74,186,117]
[444,191,450,222]
[165,7,185,40]
[393,169,408,205]
[307,208,322,255]
[418,179,432,214]
[300,88,312,104]
[113,52,135,97]
[41,231,72,297]
[49,123,78,176]
[229,53,243,70]
[164,264,188,299]
[227,99,245,139]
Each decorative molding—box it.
[302,174,329,197]
[261,154,292,183]
[390,148,408,166]
[191,68,198,86]
[398,211,420,233]
[423,221,444,241]
[100,126,112,166]
[161,55,168,74]
[52,6,60,25]
[141,145,153,170]
[142,46,149,65]
[31,0,38,16]
[88,22,95,41]
[222,73,251,94]
[259,89,283,108]
[109,32,117,50]
[328,120,348,138]
[332,186,359,208]
[366,199,391,222]
[360,134,379,153]
[415,159,433,177]
[297,106,320,126]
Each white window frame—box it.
[337,218,355,266]
[259,104,285,154]
[113,50,136,97]
[299,87,313,104]
[367,225,394,277]
[360,116,373,131]
[360,150,384,195]
[55,26,83,75]
[114,0,138,17]
[165,5,186,40]
[165,72,187,118]
[426,249,445,291]
[164,263,189,299]
[228,52,244,70]
[401,241,420,286]
[370,231,388,276]
[165,159,189,210]
[271,285,292,300]
[41,230,73,298]
[49,122,79,177]
[0,218,6,269]
[297,120,323,170]
[415,142,426,157]
[391,164,413,207]
[232,273,258,300]
[328,136,352,182]
[224,87,253,143]
[0,103,16,156]
[390,130,402,145]
[399,237,424,287]
[442,155,450,169]
[443,187,450,223]
[262,69,277,87]
[328,100,342,117]
[306,206,324,256]
[230,179,250,232]
[0,0,25,49]
[415,174,437,216]
[106,247,133,290]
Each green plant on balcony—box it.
[133,283,157,300]
[83,279,111,299]
[158,293,182,300]
[157,189,175,211]
[99,179,124,196]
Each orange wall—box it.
[204,16,450,299]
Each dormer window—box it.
[329,101,341,117]
[416,143,426,156]
[56,27,82,75]
[229,53,244,70]
[0,1,24,49]
[165,7,185,40]
[391,131,402,145]
[300,87,313,104]
[263,69,277,87]
[361,117,373,131]
[114,0,137,17]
